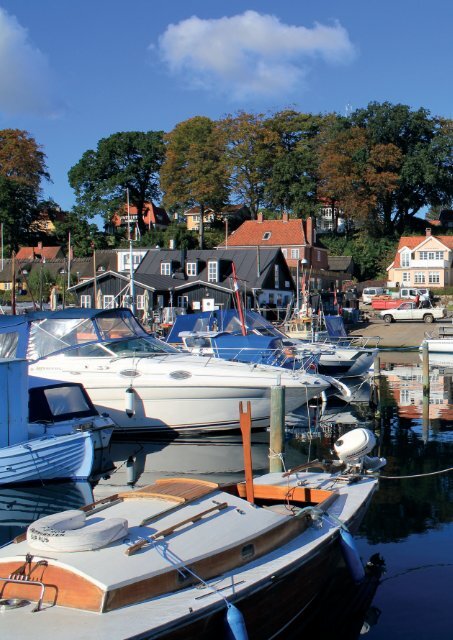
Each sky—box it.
[0,0,451,213]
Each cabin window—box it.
[208,261,218,283]
[414,272,425,284]
[80,295,91,308]
[103,295,115,309]
[241,544,255,559]
[161,262,171,276]
[291,248,299,259]
[429,272,440,284]
[186,262,197,277]
[0,331,19,358]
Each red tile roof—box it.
[392,234,453,268]
[223,218,308,247]
[16,245,64,260]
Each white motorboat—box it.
[0,310,337,434]
[0,359,96,485]
[0,409,384,639]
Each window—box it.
[401,251,410,267]
[281,248,287,258]
[186,262,197,277]
[81,295,91,308]
[136,295,145,310]
[160,262,171,276]
[420,251,444,261]
[429,272,440,284]
[402,272,410,283]
[208,261,218,283]
[4,282,11,291]
[290,248,299,259]
[274,265,279,288]
[177,295,189,308]
[414,272,425,284]
[316,250,321,261]
[262,232,271,240]
[120,251,145,271]
[103,295,115,309]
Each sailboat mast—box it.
[127,189,136,315]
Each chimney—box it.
[426,228,432,237]
[37,241,43,249]
[306,217,314,245]
[282,211,289,223]
[257,211,263,223]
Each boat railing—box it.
[305,334,381,349]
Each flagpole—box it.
[127,189,136,315]
[92,243,97,308]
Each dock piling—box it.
[269,377,285,473]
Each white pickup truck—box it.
[379,302,446,324]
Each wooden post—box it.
[239,401,254,504]
[269,377,285,473]
[422,341,430,396]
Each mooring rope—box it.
[378,466,453,480]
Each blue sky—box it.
[0,0,451,213]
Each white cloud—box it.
[0,7,59,116]
[156,10,356,100]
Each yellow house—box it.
[387,228,453,288]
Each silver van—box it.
[362,287,385,304]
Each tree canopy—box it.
[68,131,165,232]
[160,116,229,248]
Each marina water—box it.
[1,350,452,639]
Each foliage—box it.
[321,231,398,281]
[160,116,229,248]
[318,103,453,235]
[219,111,279,218]
[0,129,50,249]
[53,210,109,256]
[68,131,165,232]
[128,223,198,251]
[24,266,53,303]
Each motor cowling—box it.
[334,428,386,472]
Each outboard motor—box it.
[334,428,386,473]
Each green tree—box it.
[68,131,165,233]
[265,110,326,215]
[160,116,229,249]
[54,209,108,257]
[219,111,280,218]
[0,129,50,249]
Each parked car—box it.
[379,302,446,324]
[362,287,385,304]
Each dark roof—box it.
[135,248,289,291]
[327,256,354,272]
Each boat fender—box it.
[340,528,365,583]
[125,386,135,417]
[27,509,129,553]
[225,603,249,640]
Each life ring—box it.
[27,509,129,553]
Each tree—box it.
[265,110,326,215]
[219,111,280,218]
[0,129,49,249]
[53,210,108,257]
[68,131,165,233]
[160,117,229,249]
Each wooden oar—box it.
[125,502,228,556]
[239,401,254,504]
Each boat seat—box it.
[120,478,219,504]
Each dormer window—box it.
[208,261,218,283]
[161,262,171,276]
[186,262,197,277]
[401,251,410,267]
[263,232,271,240]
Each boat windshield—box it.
[0,331,19,358]
[56,336,179,358]
[27,315,170,360]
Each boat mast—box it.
[232,262,246,336]
[127,189,136,315]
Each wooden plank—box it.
[236,483,333,505]
[239,401,255,504]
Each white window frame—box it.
[262,232,271,240]
[160,262,171,276]
[103,295,115,309]
[274,265,279,288]
[4,282,11,291]
[414,272,426,284]
[290,248,299,259]
[402,272,410,283]
[401,251,410,267]
[186,262,197,277]
[208,261,218,283]
[281,248,287,258]
[177,295,189,308]
[81,294,91,308]
[428,271,440,284]
[136,294,145,310]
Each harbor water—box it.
[1,350,452,639]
